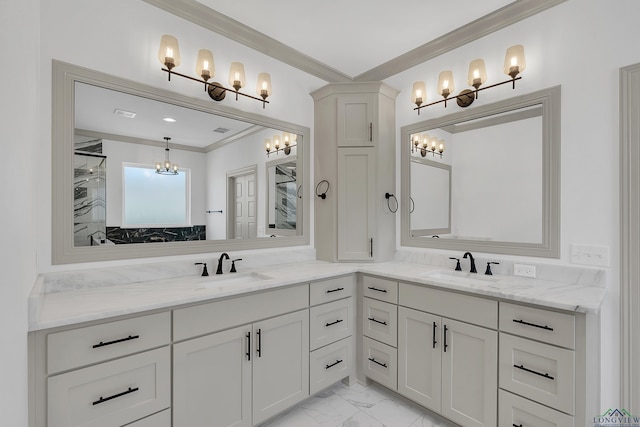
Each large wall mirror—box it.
[52,60,310,264]
[401,86,560,257]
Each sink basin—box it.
[195,272,272,289]
[421,270,502,285]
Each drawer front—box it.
[499,389,574,427]
[310,275,355,306]
[399,283,497,329]
[310,337,352,395]
[173,284,308,341]
[126,409,171,427]
[48,346,171,427]
[47,312,170,375]
[362,336,397,391]
[363,275,398,304]
[500,302,575,349]
[362,297,398,347]
[310,298,353,351]
[499,333,575,414]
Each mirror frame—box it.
[400,86,560,258]
[52,60,310,264]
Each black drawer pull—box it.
[326,287,344,293]
[432,321,438,349]
[443,324,448,352]
[325,319,344,327]
[92,386,139,406]
[367,286,387,293]
[92,334,139,349]
[368,357,387,368]
[256,328,262,358]
[368,317,387,326]
[325,359,343,369]
[513,319,554,331]
[246,331,251,361]
[514,364,555,380]
[513,424,523,427]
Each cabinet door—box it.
[397,307,441,412]
[173,326,251,427]
[337,94,376,147]
[337,148,376,260]
[441,319,497,427]
[253,309,309,425]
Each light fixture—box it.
[265,132,298,157]
[412,45,525,113]
[411,133,445,158]
[156,137,179,175]
[158,35,272,108]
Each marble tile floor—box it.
[259,382,458,427]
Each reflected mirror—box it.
[401,86,560,257]
[53,60,309,264]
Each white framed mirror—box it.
[52,60,310,264]
[400,86,560,257]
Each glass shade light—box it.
[195,49,215,81]
[437,139,445,154]
[158,35,181,70]
[229,62,246,91]
[504,45,526,78]
[411,81,426,107]
[265,138,272,153]
[468,59,488,89]
[256,73,272,99]
[282,132,291,146]
[273,134,281,151]
[437,71,455,99]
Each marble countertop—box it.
[29,260,606,331]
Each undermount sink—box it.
[421,270,502,285]
[195,272,272,289]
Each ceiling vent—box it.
[213,127,230,133]
[113,109,136,119]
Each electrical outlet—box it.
[570,244,610,267]
[514,263,536,278]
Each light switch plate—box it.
[570,244,610,267]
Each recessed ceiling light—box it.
[162,117,177,123]
[113,109,136,119]
[213,127,230,133]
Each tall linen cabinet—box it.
[312,83,398,262]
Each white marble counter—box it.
[29,259,606,331]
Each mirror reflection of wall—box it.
[266,159,297,236]
[410,158,450,236]
[73,143,106,246]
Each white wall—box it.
[0,0,39,425]
[385,0,640,407]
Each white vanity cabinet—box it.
[312,83,398,262]
[172,285,309,427]
[397,283,498,427]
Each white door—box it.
[252,310,309,425]
[337,148,376,260]
[441,318,497,427]
[173,326,252,427]
[232,173,257,239]
[397,307,442,412]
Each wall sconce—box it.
[412,45,525,114]
[265,132,297,157]
[411,133,445,158]
[158,35,272,108]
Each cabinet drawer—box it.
[362,336,397,391]
[499,333,575,414]
[362,297,397,347]
[500,302,575,349]
[310,298,353,350]
[310,275,354,306]
[47,312,170,374]
[499,389,573,427]
[399,283,497,329]
[173,284,308,341]
[310,337,352,395]
[363,276,398,304]
[126,409,171,427]
[48,346,170,427]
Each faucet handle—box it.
[194,262,209,276]
[449,257,462,271]
[485,262,500,275]
[230,258,243,273]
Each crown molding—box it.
[142,0,352,83]
[355,0,567,82]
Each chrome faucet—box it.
[216,252,230,274]
[463,252,477,273]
